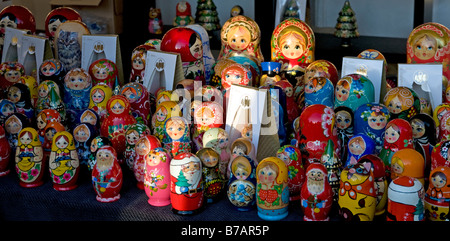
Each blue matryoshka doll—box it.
[73,108,100,133]
[334,105,354,164]
[63,67,92,112]
[163,116,191,158]
[0,99,16,127]
[227,155,257,211]
[260,62,282,87]
[344,133,376,168]
[354,102,390,154]
[4,112,31,151]
[304,76,334,108]
[72,122,97,171]
[334,74,375,112]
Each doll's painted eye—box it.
[416,45,422,50]
[231,38,236,43]
[240,39,245,43]
[428,46,433,50]
[295,45,300,50]
[178,127,182,131]
[283,45,289,50]
[341,90,347,94]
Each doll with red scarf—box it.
[120,82,152,125]
[173,1,194,27]
[129,44,155,83]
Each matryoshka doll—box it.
[433,103,450,128]
[192,101,223,152]
[19,75,38,108]
[15,127,44,188]
[391,148,425,185]
[35,80,60,114]
[197,147,224,203]
[170,152,204,215]
[123,123,151,171]
[300,162,333,221]
[0,5,36,51]
[49,131,80,191]
[173,1,194,26]
[186,24,216,83]
[0,125,10,176]
[160,27,205,83]
[38,59,66,91]
[229,137,257,172]
[387,176,425,221]
[203,127,231,179]
[0,61,25,98]
[134,134,162,189]
[345,134,376,168]
[0,99,15,126]
[152,100,181,142]
[42,121,65,163]
[88,59,118,89]
[334,74,375,112]
[410,113,436,177]
[259,62,282,87]
[163,116,191,158]
[276,145,305,201]
[148,7,163,35]
[338,162,377,221]
[74,108,100,132]
[120,82,151,125]
[431,140,450,171]
[220,62,253,115]
[335,106,354,163]
[424,166,450,221]
[72,123,97,172]
[88,83,113,121]
[129,44,154,83]
[4,112,30,151]
[219,15,264,64]
[144,147,171,206]
[378,118,414,176]
[275,79,299,123]
[438,111,450,142]
[353,103,390,153]
[63,67,92,112]
[227,155,257,211]
[100,95,137,161]
[304,77,334,108]
[92,145,123,202]
[45,7,81,48]
[155,89,172,107]
[87,136,112,171]
[7,83,34,121]
[383,86,421,121]
[256,157,290,221]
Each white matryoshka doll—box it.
[424,166,450,221]
[196,147,224,203]
[15,127,44,188]
[192,101,223,152]
[203,127,231,179]
[383,86,421,121]
[227,155,257,211]
[92,145,123,202]
[387,176,425,221]
[49,131,79,191]
[88,83,113,121]
[334,74,375,112]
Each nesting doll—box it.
[88,58,118,89]
[220,62,253,114]
[74,108,100,132]
[155,89,172,107]
[72,123,97,170]
[145,147,171,206]
[387,176,425,221]
[100,95,137,160]
[45,7,81,45]
[148,7,163,35]
[391,148,425,186]
[163,116,191,158]
[170,152,204,215]
[276,145,305,201]
[197,147,224,203]
[0,125,10,176]
[92,145,123,202]
[383,86,421,121]
[0,61,25,98]
[123,123,151,171]
[160,27,205,83]
[229,137,257,171]
[186,24,215,83]
[438,111,450,142]
[63,68,92,112]
[334,74,375,112]
[47,83,66,124]
[378,119,414,176]
[173,1,194,26]
[274,79,299,124]
[129,44,155,83]
[152,101,181,142]
[334,106,354,163]
[134,134,162,189]
[87,136,112,171]
[354,103,390,153]
[203,127,231,179]
[39,59,66,88]
[304,77,334,108]
[338,162,377,221]
[7,82,34,120]
[259,62,282,87]
[0,5,36,40]
[192,101,223,152]
[425,166,450,221]
[42,121,65,163]
[35,80,60,114]
[4,112,30,151]
[300,162,333,221]
[410,113,437,177]
[19,75,38,108]
[219,15,264,64]
[227,155,257,211]
[344,134,376,168]
[433,103,450,128]
[88,83,112,121]
[431,140,450,171]
[0,99,15,126]
[49,131,79,191]
[15,127,44,188]
[256,157,290,221]
[120,82,151,125]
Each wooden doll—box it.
[100,95,137,161]
[163,116,191,158]
[120,82,151,125]
[49,131,80,191]
[4,112,30,151]
[229,137,257,175]
[35,80,60,114]
[391,148,425,185]
[123,123,151,171]
[88,83,113,121]
[92,145,123,202]
[227,155,257,211]
[87,136,112,171]
[0,6,36,54]
[44,7,81,46]
[73,123,97,171]
[338,162,377,221]
[134,134,162,189]
[7,83,34,121]
[259,61,282,87]
[320,139,342,203]
[148,7,163,35]
[304,77,334,108]
[275,79,299,123]
[63,67,92,113]
[203,127,231,179]
[334,74,375,112]
[220,62,253,116]
[19,75,38,108]
[38,59,66,91]
[335,106,354,163]
[155,89,172,107]
[409,113,436,178]
[0,125,10,176]
[88,59,118,89]
[344,134,376,168]
[152,101,181,142]
[383,86,421,121]
[47,82,67,125]
[173,1,194,26]
[197,147,224,203]
[0,99,16,126]
[74,108,100,133]
[387,176,425,221]
[42,121,65,164]
[145,147,171,206]
[424,166,450,221]
[170,152,204,215]
[186,24,216,83]
[300,162,333,221]
[276,145,305,201]
[129,44,155,83]
[0,61,25,98]
[256,157,290,221]
[15,127,44,188]
[192,101,223,152]
[439,111,450,142]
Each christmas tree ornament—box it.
[334,0,359,47]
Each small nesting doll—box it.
[256,157,290,221]
[409,113,436,177]
[74,108,100,133]
[4,113,30,151]
[387,176,425,221]
[15,127,44,188]
[63,67,92,113]
[424,166,450,221]
[276,145,305,201]
[203,127,231,179]
[148,7,163,35]
[134,134,162,189]
[120,82,151,125]
[88,83,113,121]
[92,145,123,202]
[344,134,376,168]
[0,125,10,176]
[129,44,155,83]
[192,101,223,152]
[123,123,151,171]
[197,147,224,203]
[145,147,171,206]
[19,75,38,108]
[0,61,25,98]
[378,118,414,176]
[304,77,334,108]
[227,155,257,211]
[72,123,97,171]
[338,162,377,221]
[438,111,450,142]
[7,83,34,121]
[320,139,342,203]
[383,86,421,121]
[45,7,81,47]
[88,59,118,89]
[49,131,79,191]
[173,1,194,26]
[35,80,60,114]
[275,79,299,123]
[433,103,450,128]
[42,121,65,163]
[300,162,333,221]
[163,116,191,158]
[229,137,257,172]
[431,140,450,172]
[391,148,425,186]
[87,136,112,171]
[335,106,354,163]
[220,62,253,115]
[334,74,375,112]
[0,99,15,126]
[152,101,181,142]
[38,59,66,90]
[170,152,204,215]
[155,89,172,107]
[353,103,390,154]
[186,24,215,83]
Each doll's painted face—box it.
[349,137,365,156]
[241,124,252,140]
[66,73,90,90]
[306,168,325,194]
[190,36,203,60]
[19,132,32,145]
[155,107,168,122]
[391,159,404,175]
[45,128,56,142]
[227,26,251,51]
[195,107,215,127]
[410,119,425,139]
[224,69,243,86]
[136,139,150,156]
[387,96,403,114]
[5,70,21,83]
[74,125,89,143]
[336,110,352,130]
[48,19,63,37]
[304,78,324,94]
[5,117,21,134]
[217,131,229,148]
[7,86,20,103]
[38,85,49,98]
[93,66,108,80]
[123,88,139,103]
[132,56,145,70]
[147,152,162,166]
[96,149,114,167]
[55,135,69,149]
[232,143,247,156]
[414,34,437,61]
[166,119,185,139]
[91,89,105,104]
[277,152,290,165]
[1,103,14,117]
[111,100,125,115]
[126,130,139,145]
[258,164,278,185]
[81,111,97,125]
[200,152,219,167]
[280,32,304,59]
[284,86,293,97]
[431,172,447,189]
[385,126,400,143]
[234,164,249,179]
[335,80,350,101]
[41,62,57,76]
[36,114,46,130]
[0,16,17,34]
[368,115,387,130]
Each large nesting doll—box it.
[409,113,437,177]
[334,74,375,112]
[192,101,223,151]
[391,148,425,186]
[49,131,79,191]
[0,125,10,176]
[129,44,155,83]
[163,116,191,158]
[88,59,118,89]
[344,134,376,168]
[134,134,162,189]
[387,176,425,221]
[186,24,216,83]
[92,145,123,202]
[197,147,224,203]
[121,82,151,125]
[144,147,171,206]
[354,103,390,153]
[0,61,25,98]
[123,123,151,171]
[227,155,257,211]
[45,7,81,46]
[15,127,44,188]
[152,101,181,142]
[276,145,305,201]
[203,127,231,179]
[383,86,421,121]
[88,83,113,121]
[424,166,450,221]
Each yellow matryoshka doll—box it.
[88,82,112,121]
[425,166,450,221]
[151,101,182,143]
[15,127,44,188]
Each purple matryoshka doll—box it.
[276,145,305,201]
[163,116,191,158]
[88,59,118,89]
[304,77,334,108]
[15,127,45,188]
[39,59,66,91]
[0,61,25,98]
[335,106,354,163]
[72,122,97,172]
[49,131,80,191]
[144,147,171,206]
[87,136,112,171]
[120,82,152,125]
[334,74,375,112]
[134,134,162,189]
[227,155,257,211]
[88,83,113,122]
[92,145,123,202]
[383,86,421,121]
[123,123,151,171]
[344,134,376,168]
[129,44,155,83]
[7,82,34,121]
[192,101,224,152]
[410,113,437,178]
[203,127,231,180]
[424,166,450,221]
[354,103,390,154]
[0,125,10,176]
[387,176,425,221]
[197,147,224,203]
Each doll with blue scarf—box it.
[63,68,92,112]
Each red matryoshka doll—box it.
[0,5,36,53]
[89,59,118,89]
[92,145,123,202]
[378,118,414,176]
[220,62,253,115]
[152,101,181,142]
[45,7,81,44]
[170,152,204,215]
[134,134,162,189]
[160,27,205,83]
[88,83,113,121]
[100,95,137,160]
[431,140,450,171]
[49,131,79,191]
[129,44,155,83]
[19,75,38,108]
[256,157,290,221]
[425,166,450,221]
[320,139,341,203]
[338,162,377,221]
[87,136,112,171]
[227,155,257,211]
[8,82,34,121]
[163,116,191,158]
[387,176,425,221]
[275,79,299,123]
[410,113,437,177]
[173,1,194,26]
[219,15,264,64]
[197,147,224,203]
[391,148,425,186]
[192,101,223,152]
[276,145,305,201]
[120,82,151,125]
[42,121,65,163]
[148,7,163,35]
[300,162,333,221]
[144,147,171,206]
[0,125,10,176]
[203,127,231,179]
[4,112,30,151]
[383,86,421,121]
[123,123,151,171]
[15,127,44,188]
[0,61,25,98]
[334,74,375,112]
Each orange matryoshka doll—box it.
[15,127,44,188]
[49,131,80,191]
[88,83,113,121]
[425,166,450,221]
[92,145,123,202]
[390,148,425,186]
